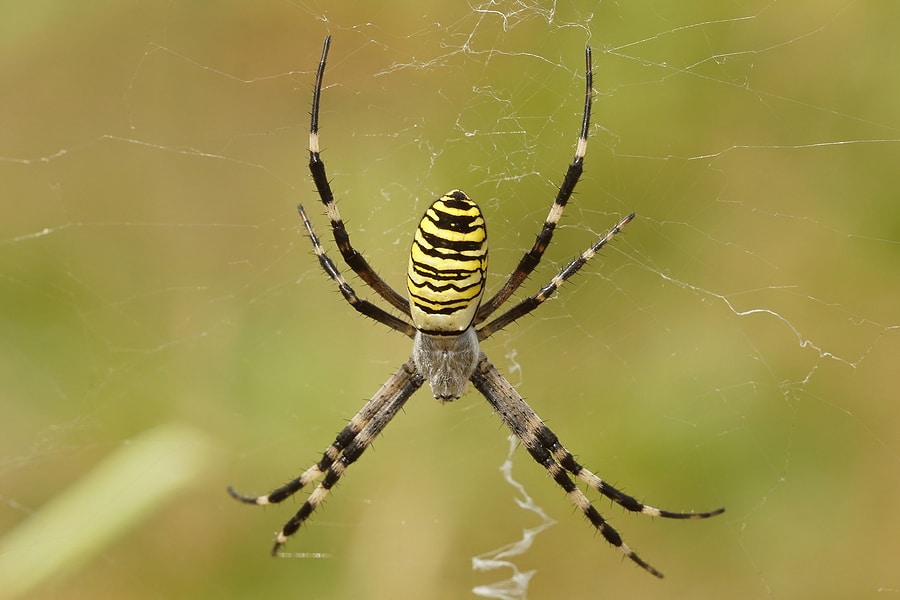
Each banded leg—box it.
[476,45,594,323]
[537,426,725,521]
[477,212,634,340]
[307,35,411,316]
[226,362,404,505]
[299,204,416,338]
[228,360,424,555]
[470,356,723,578]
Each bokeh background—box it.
[2,2,898,599]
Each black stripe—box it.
[409,302,471,315]
[418,228,484,253]
[425,210,484,234]
[409,280,482,298]
[441,192,474,209]
[413,241,483,256]
[410,259,482,279]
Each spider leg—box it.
[537,427,725,520]
[476,45,594,323]
[226,364,400,506]
[228,360,424,556]
[307,36,411,316]
[477,212,634,340]
[470,356,722,578]
[299,204,416,337]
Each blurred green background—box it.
[1,1,898,599]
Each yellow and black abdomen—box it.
[407,190,488,334]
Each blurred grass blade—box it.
[0,424,213,599]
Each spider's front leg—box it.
[306,35,411,316]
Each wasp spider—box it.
[228,36,724,578]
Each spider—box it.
[228,35,724,578]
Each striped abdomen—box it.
[407,190,488,334]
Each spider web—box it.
[1,2,898,599]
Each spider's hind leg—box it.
[536,425,726,520]
[470,356,667,577]
[470,356,724,578]
[227,360,424,555]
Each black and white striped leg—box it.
[476,45,594,323]
[307,35,411,316]
[298,204,416,338]
[228,360,424,555]
[477,212,634,340]
[541,429,726,521]
[470,356,723,578]
[226,366,400,506]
